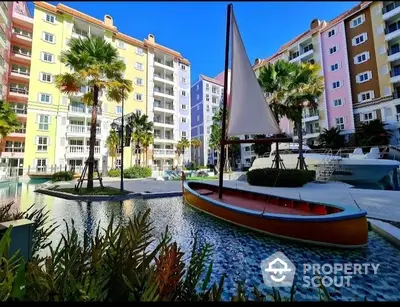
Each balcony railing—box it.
[68,125,101,134]
[69,105,102,115]
[13,108,27,115]
[303,109,319,118]
[383,1,400,14]
[4,147,25,153]
[11,68,30,76]
[153,101,174,110]
[154,73,174,82]
[385,22,400,35]
[154,149,175,155]
[154,88,174,96]
[12,28,32,39]
[154,118,174,125]
[68,145,100,154]
[154,58,173,67]
[388,45,400,56]
[390,68,400,77]
[9,87,28,95]
[154,134,174,140]
[12,48,31,57]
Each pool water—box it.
[2,179,400,301]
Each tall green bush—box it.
[247,168,315,187]
[123,166,152,178]
[52,171,74,182]
[108,169,121,177]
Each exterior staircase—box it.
[315,149,341,183]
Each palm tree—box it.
[318,127,345,149]
[177,138,190,166]
[284,62,324,170]
[0,100,20,157]
[356,119,393,146]
[106,129,119,169]
[55,37,133,190]
[129,114,153,166]
[190,138,202,164]
[141,132,153,166]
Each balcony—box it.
[10,67,30,81]
[154,72,174,85]
[154,57,174,71]
[67,124,101,134]
[68,104,103,116]
[153,100,174,113]
[0,27,5,49]
[388,45,400,62]
[154,117,174,127]
[67,145,101,155]
[9,87,28,99]
[153,149,175,156]
[11,47,31,63]
[153,87,174,99]
[385,22,400,41]
[12,108,27,117]
[290,45,314,63]
[154,134,176,143]
[72,28,88,39]
[390,67,400,83]
[383,2,400,21]
[0,2,9,26]
[12,28,32,44]
[302,109,320,123]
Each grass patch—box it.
[55,186,129,196]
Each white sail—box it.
[227,10,281,136]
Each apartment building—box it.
[0,2,32,175]
[252,1,400,147]
[0,1,12,102]
[190,74,224,166]
[21,2,190,173]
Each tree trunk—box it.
[145,148,148,166]
[87,86,99,190]
[296,120,305,170]
[111,156,114,170]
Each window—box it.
[335,117,345,130]
[180,64,186,70]
[332,81,341,89]
[356,71,372,83]
[40,72,52,83]
[362,111,376,122]
[39,93,51,103]
[44,13,55,24]
[41,52,54,63]
[181,77,186,83]
[135,62,143,70]
[330,63,340,72]
[350,14,365,28]
[197,115,200,122]
[354,52,370,64]
[327,28,336,37]
[37,137,49,152]
[181,117,187,123]
[329,45,338,54]
[38,115,50,130]
[136,110,142,116]
[116,106,122,114]
[358,91,374,103]
[36,159,47,172]
[181,90,187,97]
[196,94,200,100]
[181,131,187,138]
[181,104,187,110]
[5,141,24,153]
[333,98,343,107]
[205,83,209,91]
[135,78,143,86]
[136,47,144,55]
[196,84,199,91]
[135,93,143,101]
[117,40,125,49]
[352,33,367,46]
[43,32,55,43]
[205,94,210,102]
[196,105,200,111]
[206,104,210,112]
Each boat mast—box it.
[218,3,232,200]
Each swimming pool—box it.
[2,179,400,301]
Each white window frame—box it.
[116,106,122,114]
[356,71,372,83]
[36,136,49,152]
[180,64,186,70]
[135,47,144,55]
[332,81,342,90]
[135,77,143,86]
[197,115,200,122]
[42,31,55,44]
[333,98,344,107]
[44,13,56,24]
[352,33,368,46]
[116,40,125,49]
[181,131,187,138]
[181,90,187,97]
[350,14,365,29]
[38,93,52,104]
[41,52,54,63]
[335,117,345,131]
[357,90,375,103]
[180,117,188,123]
[354,51,370,64]
[181,77,187,83]
[361,111,377,122]
[39,72,52,83]
[135,93,143,101]
[181,104,187,110]
[329,45,338,55]
[330,62,341,72]
[38,115,50,131]
[327,28,336,38]
[135,62,143,70]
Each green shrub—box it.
[52,171,74,182]
[247,168,315,187]
[108,169,121,177]
[123,166,152,178]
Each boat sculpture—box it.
[183,4,368,248]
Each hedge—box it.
[52,171,74,182]
[108,169,121,177]
[247,168,315,187]
[123,166,152,179]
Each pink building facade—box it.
[320,20,355,134]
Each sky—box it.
[27,1,360,84]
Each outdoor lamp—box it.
[110,122,117,131]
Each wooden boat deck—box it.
[197,188,317,216]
